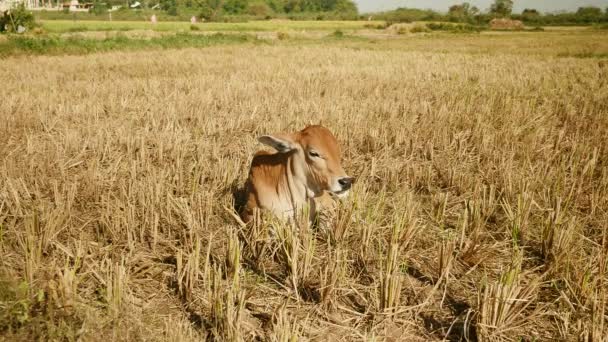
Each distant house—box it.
[0,0,52,10]
[61,0,93,11]
[0,0,24,11]
[0,0,91,11]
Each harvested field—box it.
[1,31,607,341]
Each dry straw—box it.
[1,32,607,340]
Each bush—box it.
[68,26,89,32]
[426,22,483,33]
[410,24,431,33]
[277,31,289,40]
[89,1,108,15]
[373,7,441,23]
[160,0,178,16]
[220,15,249,22]
[190,24,200,31]
[246,2,272,17]
[363,23,384,30]
[528,26,544,32]
[332,29,344,38]
[198,4,215,21]
[0,3,37,34]
[32,27,45,35]
[0,32,253,56]
[396,26,408,35]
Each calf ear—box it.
[258,134,296,153]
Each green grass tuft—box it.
[0,32,254,57]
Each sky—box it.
[354,0,608,13]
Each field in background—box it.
[1,28,607,341]
[41,19,382,33]
[3,22,608,58]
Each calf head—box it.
[258,125,353,198]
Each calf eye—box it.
[308,151,320,158]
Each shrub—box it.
[426,22,483,33]
[396,26,408,35]
[374,7,440,23]
[89,1,108,15]
[220,15,249,22]
[410,24,431,33]
[68,26,89,32]
[0,281,32,331]
[0,3,37,34]
[160,0,178,16]
[198,5,215,21]
[528,26,544,32]
[190,24,200,31]
[332,29,344,38]
[363,23,384,30]
[277,31,289,40]
[246,2,272,17]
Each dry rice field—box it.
[1,31,608,341]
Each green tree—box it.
[576,6,602,23]
[448,3,477,19]
[222,0,247,14]
[197,0,223,19]
[521,8,539,16]
[448,3,479,22]
[264,0,286,13]
[0,3,36,33]
[521,8,539,20]
[90,0,108,14]
[284,0,304,12]
[160,0,178,15]
[449,3,466,15]
[490,0,513,17]
[281,0,355,14]
[334,0,356,14]
[187,0,356,17]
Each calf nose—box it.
[338,177,353,190]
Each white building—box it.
[0,0,24,11]
[0,0,52,10]
[1,0,88,11]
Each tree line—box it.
[97,0,358,20]
[374,0,608,26]
[86,0,608,24]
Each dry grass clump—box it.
[489,18,524,31]
[1,32,607,340]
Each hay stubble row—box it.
[1,37,607,340]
